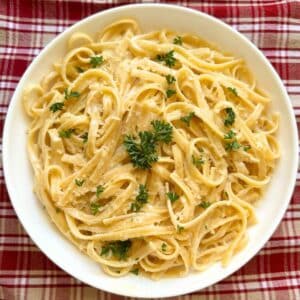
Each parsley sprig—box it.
[192,155,205,167]
[198,201,211,209]
[64,89,80,100]
[166,74,176,84]
[156,50,176,67]
[181,112,195,126]
[100,240,132,260]
[166,89,176,98]
[173,36,183,45]
[130,184,148,212]
[90,55,104,68]
[59,128,75,138]
[75,179,85,187]
[224,107,235,127]
[224,130,241,152]
[151,120,173,144]
[50,102,64,113]
[90,202,101,215]
[167,192,179,204]
[124,120,173,169]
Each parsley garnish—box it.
[224,129,236,139]
[124,132,158,169]
[76,66,84,73]
[166,89,176,98]
[177,225,184,233]
[90,55,104,68]
[173,36,183,45]
[90,202,101,215]
[130,184,148,212]
[224,130,241,151]
[227,87,238,96]
[59,128,75,138]
[225,140,241,151]
[151,120,173,144]
[50,102,64,113]
[180,112,195,126]
[130,268,139,275]
[96,185,104,198]
[199,201,211,209]
[224,107,235,127]
[167,192,179,204]
[166,74,176,84]
[124,121,173,169]
[75,179,85,187]
[64,89,80,100]
[192,155,205,167]
[161,243,167,252]
[243,145,251,151]
[81,132,88,143]
[100,240,132,260]
[156,50,176,67]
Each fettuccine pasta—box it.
[23,19,280,279]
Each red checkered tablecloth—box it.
[0,1,300,299]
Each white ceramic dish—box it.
[3,4,298,298]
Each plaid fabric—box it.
[0,0,300,299]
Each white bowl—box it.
[3,4,298,298]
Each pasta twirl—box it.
[23,19,280,279]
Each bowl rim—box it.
[2,3,298,298]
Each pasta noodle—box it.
[23,19,280,279]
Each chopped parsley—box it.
[227,87,238,96]
[59,128,75,138]
[199,201,211,209]
[161,243,167,252]
[177,225,184,233]
[49,102,64,113]
[75,179,85,187]
[81,132,88,143]
[192,155,205,167]
[224,129,241,151]
[180,112,195,126]
[224,107,235,127]
[100,240,132,260]
[76,66,84,73]
[225,140,241,151]
[90,55,104,68]
[173,36,183,45]
[130,268,139,275]
[166,89,176,98]
[124,120,173,169]
[90,202,101,215]
[156,50,176,67]
[96,185,105,198]
[224,129,236,140]
[64,89,80,100]
[166,74,176,84]
[167,192,179,204]
[130,184,148,212]
[243,145,251,151]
